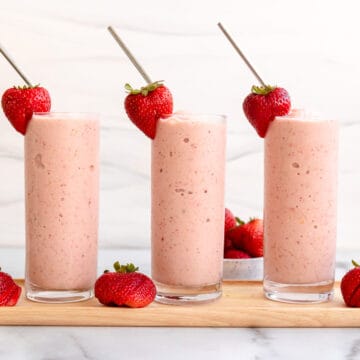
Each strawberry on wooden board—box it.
[341,260,360,307]
[227,218,263,258]
[243,85,290,137]
[0,267,21,306]
[95,262,156,308]
[1,85,51,135]
[124,81,173,139]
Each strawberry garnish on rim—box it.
[0,45,51,135]
[124,80,173,139]
[2,84,51,135]
[107,27,174,139]
[243,85,291,138]
[217,23,291,138]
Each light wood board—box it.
[0,280,358,327]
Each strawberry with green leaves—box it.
[2,85,51,135]
[243,85,290,137]
[95,262,156,308]
[124,81,173,139]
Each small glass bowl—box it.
[223,257,264,280]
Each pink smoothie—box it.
[151,112,226,287]
[264,109,338,285]
[25,113,99,291]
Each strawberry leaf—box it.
[251,85,276,95]
[113,261,139,273]
[124,81,164,96]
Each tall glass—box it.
[151,113,226,304]
[25,112,99,303]
[263,109,338,303]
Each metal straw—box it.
[0,45,32,86]
[217,22,266,87]
[107,26,152,84]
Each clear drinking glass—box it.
[25,112,99,303]
[263,110,338,303]
[151,112,226,304]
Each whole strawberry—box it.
[243,85,290,137]
[341,260,360,307]
[224,208,237,234]
[124,81,173,139]
[95,262,156,308]
[227,218,263,258]
[0,267,21,306]
[2,85,51,135]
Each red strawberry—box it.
[2,85,51,135]
[124,81,173,139]
[341,260,360,307]
[224,248,251,259]
[0,268,21,306]
[224,236,233,252]
[243,85,290,137]
[224,208,237,233]
[95,262,156,308]
[227,218,263,257]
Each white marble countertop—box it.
[0,246,359,360]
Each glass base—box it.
[263,279,334,304]
[154,281,222,305]
[26,282,93,304]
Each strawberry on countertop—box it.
[95,261,156,308]
[124,81,173,139]
[243,85,291,138]
[1,85,51,135]
[341,260,360,307]
[0,267,21,306]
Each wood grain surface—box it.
[0,281,358,327]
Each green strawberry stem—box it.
[352,260,360,267]
[251,85,277,95]
[113,261,139,273]
[125,81,164,96]
[235,217,245,226]
[14,84,40,90]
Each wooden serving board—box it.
[0,280,358,327]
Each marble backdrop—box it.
[0,0,359,248]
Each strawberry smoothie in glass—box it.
[151,112,226,304]
[25,112,99,303]
[263,109,338,303]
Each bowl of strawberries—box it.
[223,208,264,280]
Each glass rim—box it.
[274,109,338,123]
[159,112,226,123]
[32,112,100,119]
